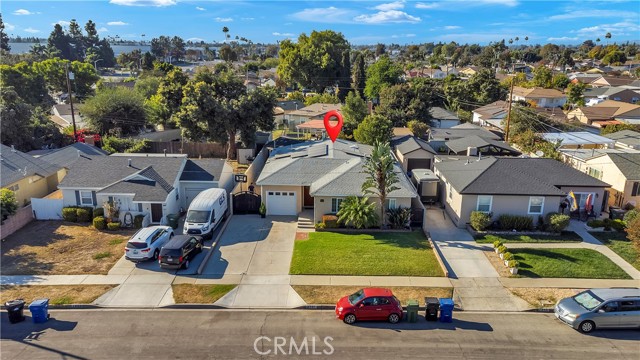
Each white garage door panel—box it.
[267,191,297,215]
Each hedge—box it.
[107,221,121,231]
[547,213,570,232]
[93,216,106,230]
[322,214,339,229]
[93,207,104,219]
[470,211,492,231]
[498,214,533,231]
[134,215,145,229]
[76,208,91,222]
[62,207,78,222]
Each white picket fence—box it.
[31,198,64,220]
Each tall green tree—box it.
[81,87,147,135]
[32,58,99,99]
[353,114,393,146]
[176,68,277,159]
[0,62,51,105]
[376,83,431,127]
[0,14,10,52]
[1,189,18,221]
[361,142,400,228]
[342,91,368,138]
[277,30,350,93]
[531,66,553,88]
[1,88,34,150]
[157,68,188,124]
[351,52,366,98]
[364,55,403,100]
[566,82,586,108]
[466,69,506,104]
[303,93,340,106]
[47,24,72,60]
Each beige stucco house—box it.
[511,87,567,108]
[433,157,610,228]
[584,153,640,209]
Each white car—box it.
[125,226,174,262]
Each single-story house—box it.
[472,101,508,128]
[590,76,637,88]
[510,87,567,108]
[255,139,417,223]
[583,87,640,104]
[58,154,233,225]
[433,157,610,228]
[38,143,109,182]
[429,107,460,128]
[274,100,304,128]
[541,132,615,150]
[391,135,437,172]
[51,104,87,129]
[604,130,640,150]
[583,153,640,209]
[286,103,342,130]
[1,144,64,208]
[429,123,502,152]
[444,135,521,157]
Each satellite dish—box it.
[534,150,544,157]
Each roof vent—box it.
[11,145,16,152]
[77,150,81,158]
[127,159,132,167]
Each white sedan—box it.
[125,226,174,262]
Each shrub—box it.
[627,217,640,250]
[470,211,492,231]
[587,219,604,228]
[547,213,570,232]
[497,245,507,254]
[322,214,339,229]
[503,252,514,261]
[537,215,545,231]
[259,202,266,215]
[493,240,503,248]
[498,214,533,231]
[602,218,612,231]
[133,214,145,229]
[624,208,639,224]
[314,222,326,230]
[623,203,635,211]
[93,216,106,230]
[107,221,121,231]
[76,208,91,222]
[386,206,412,229]
[0,188,18,221]
[62,207,78,222]
[611,219,626,232]
[507,260,519,268]
[93,207,104,219]
[336,196,378,229]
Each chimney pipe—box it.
[77,150,81,158]
[127,159,132,167]
[11,145,16,152]
[163,149,167,157]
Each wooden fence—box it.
[0,205,34,240]
[147,141,228,158]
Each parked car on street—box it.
[125,226,174,262]
[335,288,403,325]
[555,288,640,333]
[158,235,203,270]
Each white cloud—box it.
[354,10,421,24]
[374,1,406,11]
[24,28,40,33]
[574,21,640,37]
[215,17,233,22]
[107,21,129,26]
[196,6,206,11]
[489,22,504,26]
[241,17,255,21]
[547,36,578,41]
[273,32,295,37]
[5,23,15,31]
[97,27,109,33]
[415,2,439,9]
[549,10,638,21]
[52,20,71,27]
[13,9,38,16]
[188,37,205,42]
[109,0,176,7]
[444,25,460,30]
[391,33,417,38]
[477,0,518,6]
[291,7,355,23]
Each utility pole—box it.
[65,63,78,143]
[504,78,515,143]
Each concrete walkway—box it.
[451,277,531,311]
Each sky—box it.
[3,0,639,45]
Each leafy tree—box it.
[466,69,506,104]
[351,52,366,98]
[219,44,237,62]
[0,62,51,105]
[303,93,340,106]
[151,36,171,61]
[134,76,161,99]
[47,24,72,60]
[157,68,188,124]
[144,94,169,125]
[602,51,627,65]
[627,216,640,251]
[1,189,18,221]
[375,43,386,57]
[531,66,552,88]
[286,91,305,103]
[31,58,99,99]
[81,87,147,135]
[407,120,429,138]
[361,142,400,227]
[377,84,431,127]
[566,82,586,108]
[353,114,393,146]
[342,91,368,138]
[336,196,379,229]
[101,137,150,153]
[1,88,34,151]
[170,36,186,61]
[176,67,278,159]
[552,73,570,90]
[364,55,403,100]
[0,14,10,52]
[600,123,640,135]
[277,30,350,93]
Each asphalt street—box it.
[1,310,638,359]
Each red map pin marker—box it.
[323,110,343,143]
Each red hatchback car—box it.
[335,288,404,324]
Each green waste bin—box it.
[406,299,419,323]
[166,214,179,229]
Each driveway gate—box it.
[233,191,261,214]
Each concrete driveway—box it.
[201,215,306,308]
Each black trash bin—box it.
[425,297,439,322]
[5,299,26,324]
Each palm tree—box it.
[222,26,229,43]
[361,142,400,228]
[336,196,379,229]
[605,32,611,46]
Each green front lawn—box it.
[290,231,444,277]
[589,232,640,270]
[475,231,583,244]
[513,248,631,279]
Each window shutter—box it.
[92,192,97,206]
[75,191,81,206]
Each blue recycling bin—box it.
[28,299,50,324]
[439,298,454,323]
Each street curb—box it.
[160,304,228,310]
[0,304,101,310]
[197,214,233,275]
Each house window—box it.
[588,167,602,180]
[528,196,545,214]
[385,199,397,210]
[8,184,19,192]
[331,198,343,213]
[476,196,492,213]
[138,203,143,212]
[176,190,179,200]
[632,182,640,197]
[80,191,93,205]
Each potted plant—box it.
[503,252,514,266]
[507,260,519,275]
[259,202,266,218]
[493,240,503,253]
[497,245,507,258]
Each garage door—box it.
[266,191,297,215]
[185,187,209,208]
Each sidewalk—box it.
[289,275,452,287]
[500,277,640,288]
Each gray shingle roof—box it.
[180,159,226,182]
[445,135,520,154]
[608,153,640,180]
[435,157,609,196]
[98,166,175,201]
[0,144,62,187]
[429,123,501,141]
[429,107,459,121]
[39,143,109,169]
[604,130,640,148]
[392,135,436,155]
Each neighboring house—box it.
[590,76,636,88]
[51,104,87,129]
[569,100,640,126]
[255,139,417,223]
[57,154,233,225]
[433,157,610,228]
[444,135,521,157]
[287,103,342,130]
[510,87,567,108]
[429,107,460,128]
[569,73,602,85]
[391,135,437,173]
[422,68,446,79]
[459,66,482,77]
[541,132,615,150]
[472,101,508,129]
[583,153,640,208]
[429,123,502,151]
[0,144,64,207]
[244,79,260,91]
[261,78,276,87]
[38,143,109,183]
[274,100,305,128]
[583,87,640,104]
[604,130,640,150]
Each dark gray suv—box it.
[555,288,640,333]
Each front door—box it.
[303,186,313,208]
[151,203,163,223]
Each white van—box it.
[183,188,227,239]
